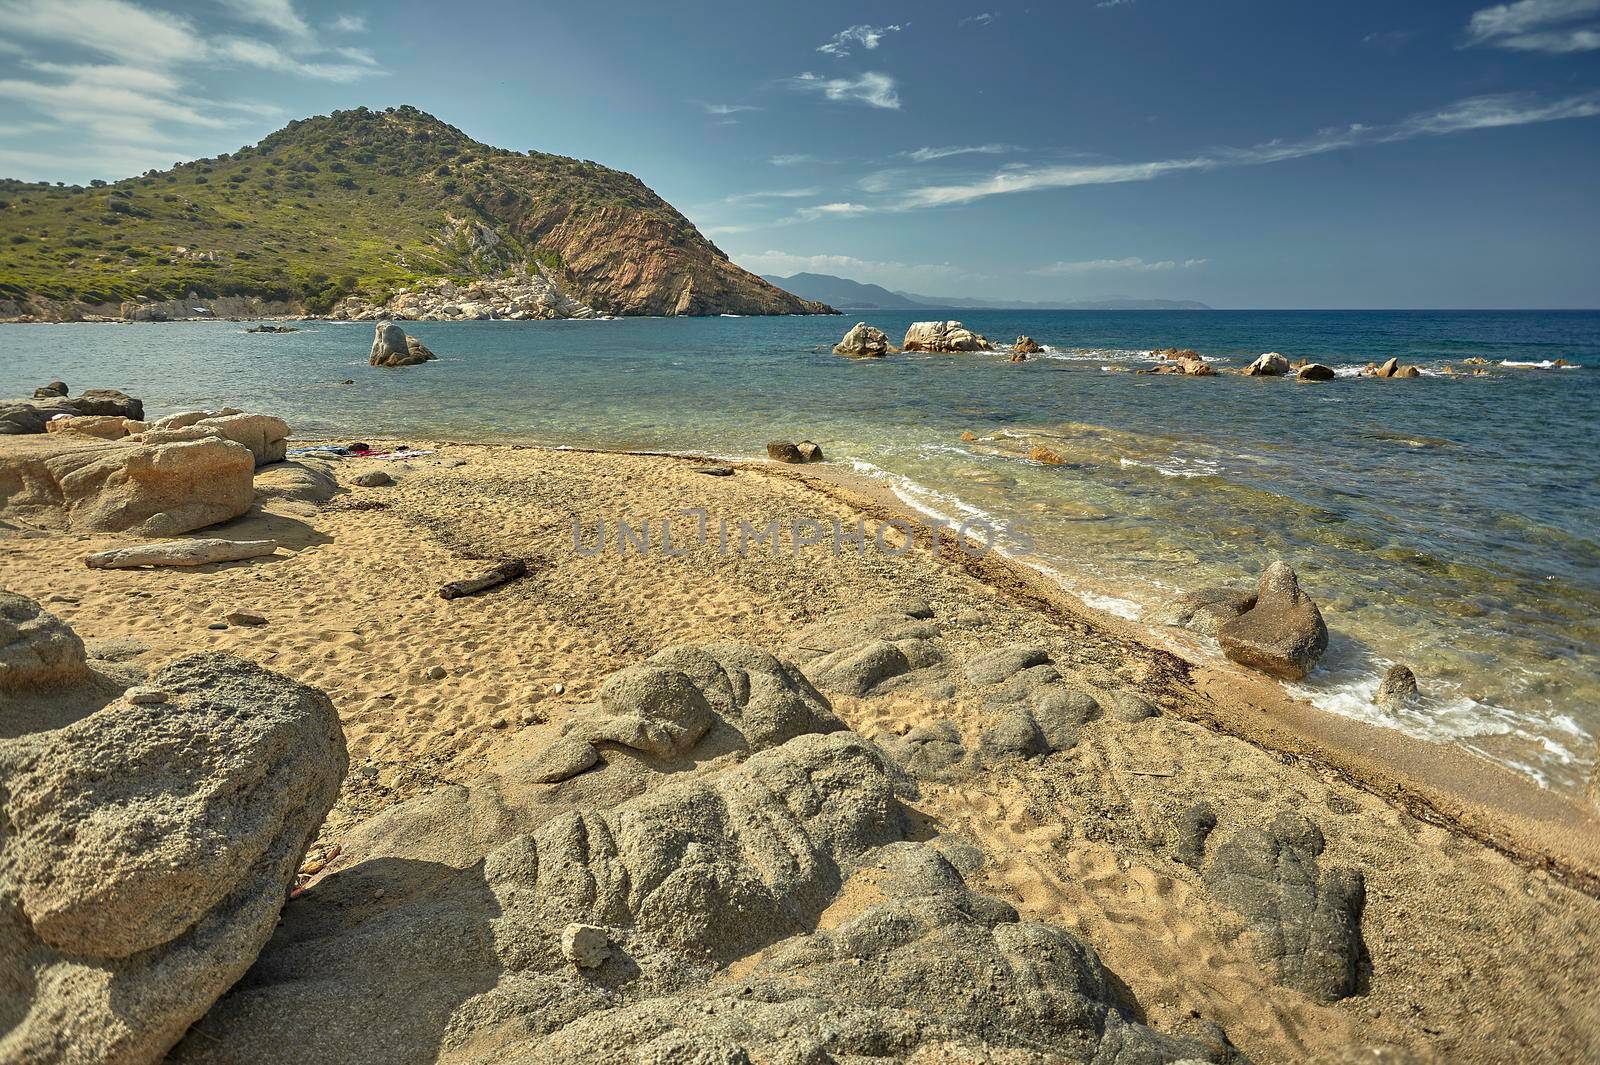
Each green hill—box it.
[0,105,828,319]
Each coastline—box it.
[5,433,1600,1061]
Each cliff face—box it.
[0,106,831,320]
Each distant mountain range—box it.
[760,272,1211,312]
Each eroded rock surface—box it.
[833,322,893,357]
[0,649,347,1064]
[0,591,87,690]
[902,321,993,353]
[1216,561,1329,681]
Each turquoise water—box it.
[3,310,1597,790]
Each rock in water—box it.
[795,440,824,462]
[767,441,804,463]
[1161,585,1256,636]
[833,322,893,357]
[369,322,437,367]
[1296,363,1336,380]
[1372,357,1400,378]
[1216,561,1329,680]
[1013,335,1043,355]
[1203,812,1365,1001]
[0,649,347,1064]
[901,321,994,353]
[1376,664,1419,709]
[0,590,87,690]
[1244,352,1290,376]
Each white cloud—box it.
[212,37,379,82]
[896,91,1600,208]
[0,0,201,67]
[796,202,871,219]
[903,143,1016,162]
[720,188,821,205]
[1096,0,1134,7]
[1465,0,1600,52]
[958,12,996,27]
[817,23,903,58]
[331,13,367,33]
[770,153,819,166]
[699,102,760,115]
[792,71,901,110]
[1033,257,1206,275]
[216,0,309,37]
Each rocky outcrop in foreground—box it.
[170,625,1228,1065]
[902,321,993,353]
[0,597,347,1065]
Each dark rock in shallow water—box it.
[767,440,804,463]
[1375,664,1419,709]
[1216,561,1328,681]
[1203,811,1365,1002]
[33,381,68,398]
[1162,585,1256,636]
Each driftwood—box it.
[438,559,528,600]
[85,539,279,570]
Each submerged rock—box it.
[1013,335,1043,355]
[833,322,894,357]
[1296,363,1335,381]
[1216,561,1328,681]
[1375,664,1419,709]
[1162,585,1257,637]
[902,321,993,353]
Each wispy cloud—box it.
[903,143,1016,162]
[1465,0,1600,52]
[817,23,904,58]
[330,12,367,32]
[791,71,901,110]
[0,0,379,181]
[958,12,997,27]
[896,91,1600,208]
[1033,257,1206,275]
[216,0,309,38]
[769,153,820,166]
[720,187,821,205]
[1096,0,1134,8]
[698,102,761,116]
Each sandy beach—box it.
[3,435,1597,1063]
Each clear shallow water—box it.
[3,310,1598,790]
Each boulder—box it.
[1372,357,1400,378]
[1162,585,1256,636]
[0,650,346,1064]
[351,469,393,488]
[1012,335,1043,355]
[1216,561,1329,681]
[45,414,131,439]
[1244,352,1289,376]
[1296,363,1335,381]
[0,591,87,691]
[33,381,68,398]
[901,321,993,353]
[1375,664,1419,710]
[832,322,893,357]
[253,460,339,505]
[369,322,437,367]
[1141,349,1215,376]
[1,390,144,435]
[1396,365,1421,378]
[0,434,257,536]
[767,441,804,463]
[1203,812,1365,1002]
[795,440,824,462]
[71,388,144,419]
[191,412,289,466]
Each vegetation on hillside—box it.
[0,106,732,314]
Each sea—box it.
[3,309,1597,793]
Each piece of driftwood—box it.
[85,539,279,570]
[438,559,528,600]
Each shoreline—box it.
[283,435,1600,894]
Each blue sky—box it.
[1,0,1598,307]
